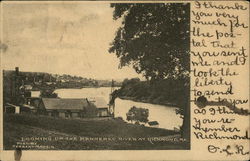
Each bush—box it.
[126,106,149,124]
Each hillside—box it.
[3,114,189,150]
[3,70,122,89]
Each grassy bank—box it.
[3,113,189,150]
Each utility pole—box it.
[109,79,115,117]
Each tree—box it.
[109,3,190,141]
[126,106,149,124]
[109,3,189,80]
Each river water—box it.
[55,87,182,130]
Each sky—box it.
[1,2,143,80]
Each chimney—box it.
[15,67,19,76]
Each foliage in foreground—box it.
[126,106,149,124]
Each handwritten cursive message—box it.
[191,1,249,159]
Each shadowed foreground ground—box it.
[4,113,189,150]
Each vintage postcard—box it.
[0,0,249,161]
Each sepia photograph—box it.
[1,2,190,150]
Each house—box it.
[20,84,33,91]
[46,82,53,85]
[4,102,37,114]
[24,90,41,98]
[148,121,159,128]
[4,103,20,114]
[25,97,41,109]
[30,90,40,97]
[39,98,98,118]
[88,97,109,117]
[23,89,41,110]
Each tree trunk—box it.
[181,88,190,144]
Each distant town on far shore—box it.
[3,67,123,90]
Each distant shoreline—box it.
[55,86,121,89]
[118,96,179,108]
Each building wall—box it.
[51,110,59,117]
[46,110,82,118]
[98,109,108,117]
[31,91,40,97]
[59,112,66,118]
[72,112,79,118]
[48,112,53,116]
[65,111,72,118]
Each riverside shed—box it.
[88,97,109,117]
[39,98,98,118]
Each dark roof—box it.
[42,98,90,110]
[148,121,159,126]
